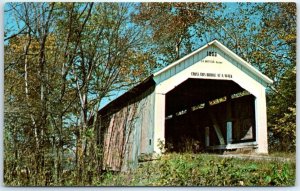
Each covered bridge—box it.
[95,40,273,171]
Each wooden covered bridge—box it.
[94,40,273,171]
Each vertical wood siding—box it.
[100,87,155,171]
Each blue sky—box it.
[3,2,256,110]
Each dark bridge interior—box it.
[165,78,256,152]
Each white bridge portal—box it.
[96,40,273,171]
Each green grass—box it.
[97,153,296,186]
[268,151,296,160]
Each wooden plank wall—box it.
[100,88,155,171]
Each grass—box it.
[268,151,296,159]
[97,152,296,186]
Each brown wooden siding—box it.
[99,86,155,171]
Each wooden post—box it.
[226,122,232,144]
[207,102,225,145]
[205,126,210,147]
[226,95,233,144]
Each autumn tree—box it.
[4,2,156,186]
[258,3,296,152]
[132,2,223,65]
[53,2,156,184]
[4,2,58,185]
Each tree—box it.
[4,2,156,185]
[132,2,222,65]
[54,2,156,184]
[259,3,296,152]
[4,2,58,185]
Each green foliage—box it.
[98,153,295,186]
[258,3,296,152]
[268,67,296,152]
